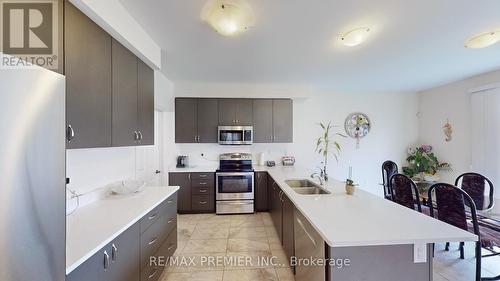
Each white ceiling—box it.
[119,0,500,92]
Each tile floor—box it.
[159,212,500,281]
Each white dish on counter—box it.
[107,180,146,195]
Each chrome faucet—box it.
[311,172,325,186]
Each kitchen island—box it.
[263,166,477,281]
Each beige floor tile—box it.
[162,270,224,281]
[178,224,196,241]
[174,240,187,254]
[224,250,274,270]
[275,267,295,281]
[229,226,267,238]
[231,218,265,228]
[183,239,228,253]
[265,226,280,238]
[167,253,227,272]
[222,268,278,281]
[268,236,282,250]
[228,237,270,252]
[191,226,230,239]
[271,249,291,268]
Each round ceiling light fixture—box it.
[465,30,500,49]
[201,0,255,37]
[340,27,371,47]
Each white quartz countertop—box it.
[264,166,477,247]
[171,165,477,248]
[66,186,179,275]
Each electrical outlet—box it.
[413,243,427,263]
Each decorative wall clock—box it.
[344,112,371,148]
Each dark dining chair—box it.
[382,161,398,200]
[427,183,482,281]
[428,183,500,281]
[389,173,422,212]
[455,173,495,211]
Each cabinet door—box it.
[65,2,112,149]
[137,59,154,145]
[66,246,110,281]
[197,99,218,143]
[112,39,138,146]
[169,173,192,212]
[234,99,253,125]
[218,99,236,125]
[255,172,268,211]
[253,100,273,143]
[273,99,293,143]
[282,194,295,262]
[175,98,197,143]
[274,187,283,242]
[109,223,140,281]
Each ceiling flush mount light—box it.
[201,0,255,37]
[340,27,371,47]
[465,30,500,49]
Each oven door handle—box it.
[216,172,254,177]
[220,201,253,205]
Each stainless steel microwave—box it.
[218,126,253,145]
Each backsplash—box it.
[170,143,295,168]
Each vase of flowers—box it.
[402,145,450,181]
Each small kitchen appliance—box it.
[176,155,188,168]
[218,126,253,145]
[282,156,296,166]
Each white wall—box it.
[170,82,420,196]
[418,69,500,187]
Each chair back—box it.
[390,174,422,212]
[382,161,398,199]
[455,172,494,211]
[427,183,480,236]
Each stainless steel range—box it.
[216,153,254,214]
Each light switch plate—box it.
[413,243,427,263]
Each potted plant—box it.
[402,145,450,182]
[315,122,346,181]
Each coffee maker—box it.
[176,156,188,168]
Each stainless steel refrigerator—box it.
[0,64,66,281]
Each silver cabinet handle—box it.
[199,174,208,178]
[167,218,174,224]
[199,189,207,193]
[134,131,139,141]
[199,201,207,205]
[111,244,118,262]
[199,182,207,185]
[138,130,143,141]
[148,237,158,245]
[67,124,75,142]
[148,213,158,220]
[103,250,110,270]
[188,174,191,180]
[167,243,175,251]
[167,200,174,204]
[148,268,158,279]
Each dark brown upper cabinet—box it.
[112,39,138,147]
[137,60,155,145]
[273,99,293,143]
[218,99,253,126]
[65,2,154,149]
[65,1,112,149]
[253,99,293,143]
[111,39,155,147]
[175,98,218,143]
[253,99,274,143]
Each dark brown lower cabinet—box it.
[255,172,268,211]
[168,173,192,212]
[169,172,215,213]
[270,179,283,241]
[282,193,295,262]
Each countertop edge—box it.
[65,186,180,275]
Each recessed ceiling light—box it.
[340,27,371,47]
[465,30,500,49]
[201,0,254,37]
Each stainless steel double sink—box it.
[285,179,331,195]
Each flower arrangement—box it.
[402,145,450,180]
